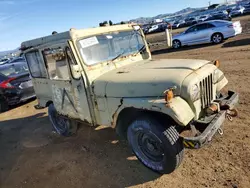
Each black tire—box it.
[0,97,9,113]
[211,33,224,44]
[172,40,181,49]
[48,104,78,136]
[127,115,184,174]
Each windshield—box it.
[0,63,29,77]
[78,30,145,66]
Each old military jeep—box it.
[21,24,238,174]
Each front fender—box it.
[117,97,195,126]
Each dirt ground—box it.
[1,16,250,188]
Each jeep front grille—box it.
[200,74,213,109]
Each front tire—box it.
[212,33,224,44]
[127,115,184,174]
[172,40,181,49]
[48,104,78,136]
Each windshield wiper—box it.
[133,45,146,56]
[111,51,126,62]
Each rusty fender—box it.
[112,97,195,127]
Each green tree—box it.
[120,21,125,24]
[109,20,113,26]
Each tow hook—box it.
[217,128,224,135]
[226,109,238,121]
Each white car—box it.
[230,6,245,17]
[172,20,242,49]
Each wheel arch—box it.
[115,107,178,140]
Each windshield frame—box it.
[76,29,146,67]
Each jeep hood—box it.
[93,59,210,98]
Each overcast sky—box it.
[0,0,223,51]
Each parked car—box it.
[8,57,25,64]
[172,20,186,29]
[0,58,9,65]
[172,20,242,49]
[230,6,245,17]
[0,62,35,112]
[185,17,197,26]
[197,15,210,23]
[147,23,169,34]
[243,4,250,14]
[206,13,232,21]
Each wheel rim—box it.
[213,34,222,43]
[134,130,164,162]
[173,41,180,48]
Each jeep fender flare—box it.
[113,96,195,127]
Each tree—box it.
[109,20,113,26]
[120,21,125,24]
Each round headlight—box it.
[191,84,200,101]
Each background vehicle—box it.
[243,4,250,14]
[172,20,186,29]
[230,6,245,17]
[0,62,35,112]
[185,17,197,26]
[172,20,242,49]
[0,58,9,65]
[206,13,232,21]
[197,15,209,23]
[8,56,25,64]
[147,23,169,34]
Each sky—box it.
[0,0,223,51]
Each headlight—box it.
[191,84,200,101]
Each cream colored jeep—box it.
[21,24,238,174]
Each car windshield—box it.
[78,30,145,66]
[0,63,29,77]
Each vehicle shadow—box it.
[0,113,161,188]
[151,43,215,55]
[222,38,250,48]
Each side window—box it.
[196,24,208,31]
[186,26,197,33]
[206,23,215,28]
[25,51,47,78]
[43,47,70,80]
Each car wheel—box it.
[127,115,184,174]
[172,40,181,49]
[48,104,78,136]
[212,33,224,44]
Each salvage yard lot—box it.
[1,15,250,188]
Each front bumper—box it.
[183,90,239,149]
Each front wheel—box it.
[127,115,184,174]
[212,33,224,44]
[48,104,78,136]
[172,40,181,49]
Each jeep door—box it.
[41,43,92,124]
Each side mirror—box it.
[71,64,82,79]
